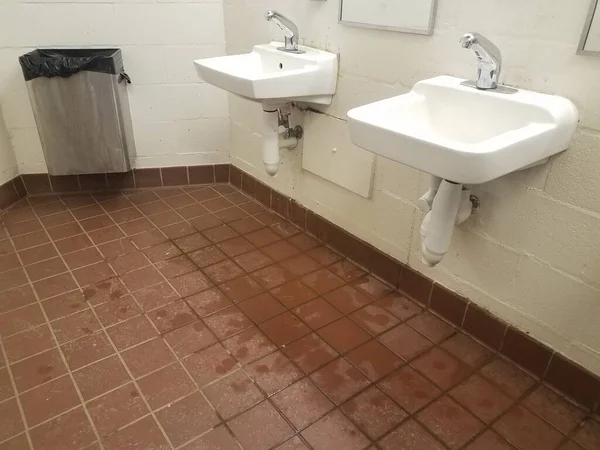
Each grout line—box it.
[190,185,592,442]
[1,183,594,450]
[0,184,496,450]
[87,186,275,443]
[12,332,157,397]
[111,186,324,449]
[543,352,556,381]
[22,192,196,448]
[458,300,469,329]
[1,189,237,283]
[229,181,593,447]
[123,205,415,449]
[12,402,83,434]
[103,187,269,449]
[2,333,56,367]
[0,332,34,449]
[556,408,596,449]
[3,218,105,449]
[455,374,562,449]
[0,188,576,378]
[56,193,182,450]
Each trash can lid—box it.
[19,48,123,81]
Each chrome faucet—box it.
[460,32,502,90]
[265,10,304,54]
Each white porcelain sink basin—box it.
[194,42,338,106]
[347,76,578,184]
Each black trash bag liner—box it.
[19,49,123,81]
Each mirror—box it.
[339,0,437,36]
[579,0,600,55]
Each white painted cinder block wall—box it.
[0,109,18,186]
[0,0,230,173]
[224,0,600,375]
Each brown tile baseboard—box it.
[230,164,600,412]
[0,175,27,211]
[19,164,230,195]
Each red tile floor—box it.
[0,183,598,450]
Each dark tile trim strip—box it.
[502,327,554,379]
[429,284,468,328]
[0,175,28,211]
[234,165,600,411]
[463,303,506,351]
[19,164,230,195]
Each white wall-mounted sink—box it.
[348,75,578,267]
[194,42,338,106]
[347,75,578,184]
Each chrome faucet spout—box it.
[265,10,304,53]
[460,32,502,90]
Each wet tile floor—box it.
[0,183,598,450]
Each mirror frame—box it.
[339,0,437,36]
[578,0,600,55]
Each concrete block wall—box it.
[0,109,18,185]
[0,0,230,173]
[224,0,600,375]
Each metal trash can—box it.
[19,49,136,175]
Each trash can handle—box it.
[119,72,132,84]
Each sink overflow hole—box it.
[279,63,283,69]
